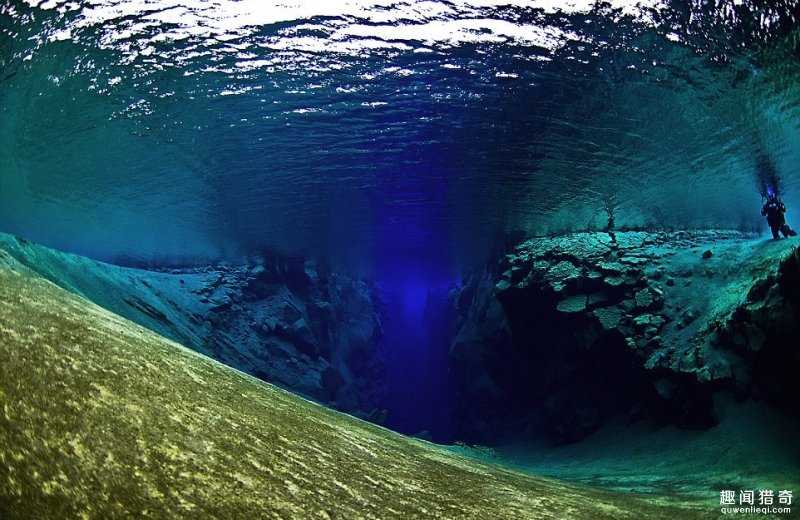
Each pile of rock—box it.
[496,232,672,363]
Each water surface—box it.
[2,0,799,271]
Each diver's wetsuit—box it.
[761,197,797,239]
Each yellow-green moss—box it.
[0,260,714,519]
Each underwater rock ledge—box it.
[0,250,711,518]
[449,230,799,443]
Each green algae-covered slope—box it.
[0,252,711,519]
[0,233,218,352]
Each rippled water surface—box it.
[1,0,799,270]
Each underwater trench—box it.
[171,227,800,448]
[4,228,800,514]
[373,261,459,442]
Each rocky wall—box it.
[448,231,799,444]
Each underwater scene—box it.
[1,0,800,518]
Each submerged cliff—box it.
[0,233,383,418]
[0,245,712,519]
[450,230,799,443]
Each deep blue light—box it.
[371,143,460,440]
[375,264,458,442]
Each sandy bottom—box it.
[456,398,799,508]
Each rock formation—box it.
[449,231,799,443]
[0,234,383,418]
[2,230,796,447]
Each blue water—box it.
[377,261,458,440]
[2,1,799,270]
[2,1,800,440]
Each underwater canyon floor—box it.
[0,247,719,519]
[463,399,800,499]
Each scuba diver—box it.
[761,193,797,239]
